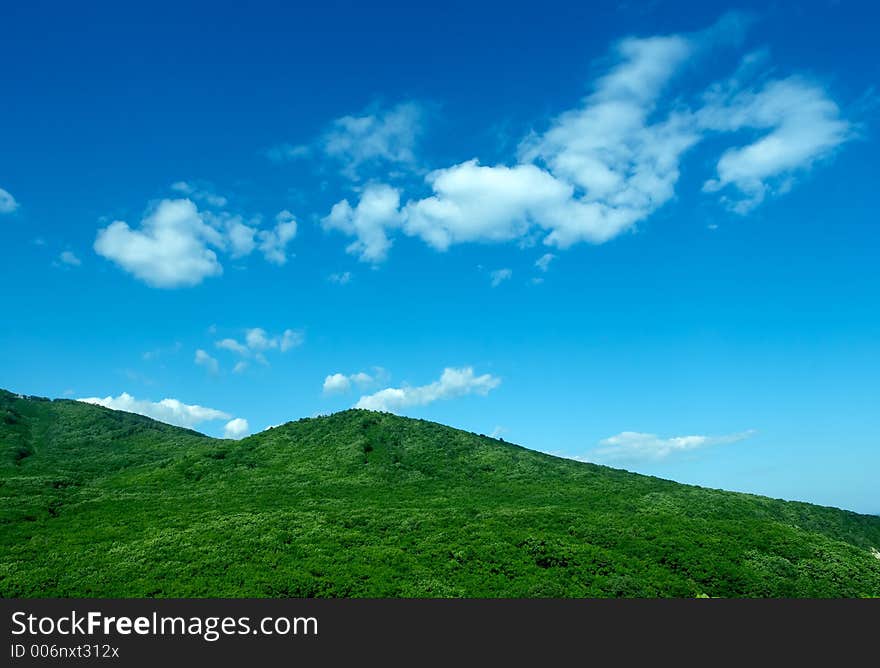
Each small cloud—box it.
[216,338,249,355]
[223,417,249,439]
[323,369,378,395]
[322,183,401,263]
[194,349,220,375]
[78,392,237,431]
[170,181,228,208]
[142,341,182,361]
[59,250,82,267]
[214,327,303,365]
[328,271,352,285]
[232,361,248,374]
[490,268,512,287]
[535,253,556,272]
[587,429,756,463]
[273,102,425,179]
[0,187,18,214]
[264,143,311,163]
[258,210,297,265]
[355,366,500,413]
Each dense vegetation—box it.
[1,388,878,597]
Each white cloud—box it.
[244,327,272,351]
[268,102,424,179]
[403,161,573,249]
[699,76,852,212]
[535,253,556,272]
[355,366,500,413]
[94,199,225,288]
[232,361,248,374]
[59,251,81,266]
[590,429,756,462]
[323,373,352,395]
[322,21,851,260]
[322,183,401,262]
[0,187,19,214]
[204,211,257,258]
[265,143,311,162]
[170,181,228,207]
[257,210,298,265]
[216,338,249,355]
[323,102,423,178]
[215,328,303,364]
[489,268,512,287]
[328,271,352,285]
[94,198,300,287]
[223,417,249,439]
[279,328,304,352]
[194,349,219,374]
[323,370,378,395]
[78,392,237,430]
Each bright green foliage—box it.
[1,389,879,598]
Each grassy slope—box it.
[1,389,879,598]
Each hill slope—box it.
[1,389,879,597]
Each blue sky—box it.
[1,1,878,513]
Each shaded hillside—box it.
[1,389,878,597]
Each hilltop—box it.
[1,388,879,597]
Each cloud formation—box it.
[271,102,424,180]
[328,271,352,285]
[590,429,756,462]
[170,181,228,208]
[535,253,555,272]
[489,268,512,287]
[59,251,81,267]
[213,327,304,366]
[322,19,851,261]
[194,349,219,374]
[0,187,18,214]
[78,392,243,432]
[322,184,401,263]
[94,198,299,288]
[699,76,852,212]
[223,417,249,439]
[322,370,380,395]
[355,367,500,413]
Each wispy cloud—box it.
[58,250,81,267]
[321,16,851,261]
[535,253,555,272]
[194,349,220,375]
[269,101,425,180]
[355,367,500,413]
[170,181,228,208]
[585,429,756,463]
[0,187,19,214]
[78,392,245,433]
[489,268,512,287]
[213,327,304,367]
[328,271,352,285]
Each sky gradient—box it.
[1,0,878,514]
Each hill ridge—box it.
[1,388,878,597]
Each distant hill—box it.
[1,388,878,597]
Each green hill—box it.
[1,388,878,598]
